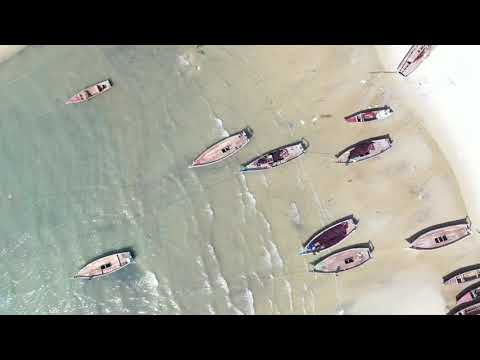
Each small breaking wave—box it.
[214,117,230,138]
[289,202,301,226]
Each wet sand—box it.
[0,45,471,314]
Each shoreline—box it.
[375,45,479,226]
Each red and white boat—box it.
[447,297,480,315]
[443,263,480,286]
[240,139,309,172]
[335,135,393,165]
[74,251,133,280]
[310,241,374,274]
[456,281,480,305]
[66,79,112,104]
[300,215,359,256]
[190,127,254,168]
[397,45,435,77]
[344,106,393,123]
[406,217,471,250]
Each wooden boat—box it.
[190,127,254,168]
[456,281,480,305]
[443,263,480,286]
[74,251,133,280]
[447,297,480,315]
[335,135,393,165]
[300,215,359,256]
[406,217,471,250]
[310,241,374,274]
[240,138,309,172]
[66,79,112,104]
[397,45,435,77]
[344,106,393,123]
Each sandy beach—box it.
[0,45,474,314]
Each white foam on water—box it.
[242,288,256,315]
[205,242,236,307]
[204,202,215,221]
[283,279,294,312]
[261,245,272,269]
[259,212,272,233]
[250,271,265,288]
[196,256,213,296]
[266,239,284,269]
[177,54,192,67]
[214,117,229,138]
[206,303,216,314]
[137,271,160,299]
[289,202,301,225]
[160,275,182,313]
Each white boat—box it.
[66,79,112,104]
[190,127,253,168]
[397,45,435,77]
[74,251,133,280]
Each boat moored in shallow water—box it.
[406,217,471,250]
[344,106,393,123]
[443,263,480,286]
[447,297,480,315]
[240,138,308,172]
[335,135,393,165]
[74,251,133,280]
[397,45,435,77]
[190,127,254,168]
[300,215,359,255]
[310,241,374,274]
[66,79,112,104]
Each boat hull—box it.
[443,263,480,286]
[397,45,435,77]
[66,79,112,104]
[310,241,374,274]
[447,297,480,315]
[406,217,471,250]
[344,106,393,123]
[336,135,393,164]
[241,138,309,172]
[456,281,480,305]
[190,127,254,168]
[300,215,359,255]
[75,252,133,280]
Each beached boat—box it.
[190,127,254,168]
[406,217,471,250]
[310,241,374,274]
[443,263,480,286]
[300,215,359,256]
[447,297,480,315]
[66,79,112,104]
[74,251,133,280]
[456,281,480,305]
[344,106,394,123]
[240,139,309,172]
[335,135,393,165]
[397,45,435,77]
